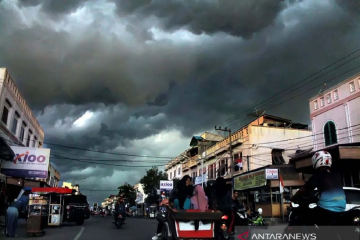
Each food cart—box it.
[34,187,75,226]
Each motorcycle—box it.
[248,208,268,228]
[219,214,230,240]
[285,194,360,239]
[114,213,125,229]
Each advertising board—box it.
[265,168,279,179]
[1,147,50,179]
[233,169,267,190]
[160,180,173,190]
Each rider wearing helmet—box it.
[291,151,346,225]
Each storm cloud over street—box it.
[0,0,359,202]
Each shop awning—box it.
[31,187,75,194]
[0,137,15,161]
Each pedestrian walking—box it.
[6,195,29,237]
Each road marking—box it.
[73,227,85,240]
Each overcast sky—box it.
[0,0,359,203]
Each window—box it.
[350,81,356,93]
[170,172,172,179]
[326,94,332,104]
[34,136,38,147]
[272,150,285,165]
[20,121,26,142]
[234,153,243,172]
[1,99,11,125]
[173,170,175,178]
[178,168,180,175]
[11,111,20,135]
[333,90,339,100]
[324,121,337,146]
[345,190,360,205]
[26,129,32,147]
[314,100,318,110]
[320,97,325,107]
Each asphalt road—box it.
[3,216,158,240]
[2,216,289,240]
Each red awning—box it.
[31,187,74,194]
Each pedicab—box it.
[162,206,229,240]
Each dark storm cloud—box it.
[17,0,89,15]
[1,0,360,199]
[113,0,287,38]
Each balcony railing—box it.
[206,127,249,156]
[182,161,190,171]
[189,155,198,168]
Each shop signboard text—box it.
[234,169,266,190]
[1,147,50,179]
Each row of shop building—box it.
[0,68,62,226]
[165,72,360,218]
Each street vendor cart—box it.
[162,207,226,240]
[31,187,75,227]
[26,187,75,236]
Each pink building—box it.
[310,73,360,151]
[291,72,360,188]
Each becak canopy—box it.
[31,187,75,194]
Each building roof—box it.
[309,72,360,101]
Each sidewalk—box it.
[0,219,27,238]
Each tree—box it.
[139,167,168,203]
[118,182,136,206]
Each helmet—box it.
[312,151,332,169]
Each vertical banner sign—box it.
[1,147,50,179]
[160,180,173,190]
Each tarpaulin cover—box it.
[31,187,74,194]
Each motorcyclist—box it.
[291,150,346,226]
[114,195,126,224]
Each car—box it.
[63,195,90,225]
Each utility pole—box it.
[215,126,234,192]
[247,156,250,172]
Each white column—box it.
[344,102,353,143]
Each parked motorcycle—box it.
[248,208,268,228]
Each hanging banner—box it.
[234,169,267,190]
[1,147,50,179]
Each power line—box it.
[50,154,165,167]
[50,153,169,163]
[3,136,176,159]
[210,48,360,131]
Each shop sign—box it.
[1,147,50,179]
[160,180,173,190]
[265,168,279,179]
[234,169,266,190]
[194,173,207,185]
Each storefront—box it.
[290,143,360,188]
[233,165,304,218]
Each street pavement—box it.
[3,216,158,240]
[2,216,288,240]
